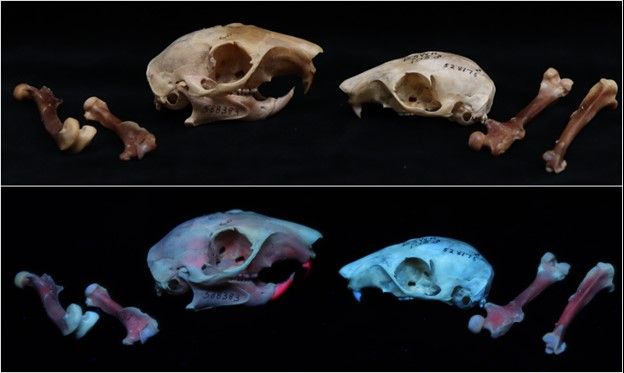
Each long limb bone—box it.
[543,262,615,355]
[13,84,97,152]
[469,68,573,155]
[85,283,159,345]
[14,271,99,337]
[543,79,618,173]
[83,97,157,160]
[468,252,570,338]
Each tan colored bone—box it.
[469,68,573,155]
[146,23,323,126]
[339,52,496,125]
[543,79,618,173]
[13,83,97,152]
[83,97,157,161]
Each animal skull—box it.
[147,210,322,310]
[339,236,494,308]
[146,23,323,126]
[340,52,496,125]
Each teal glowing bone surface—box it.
[147,210,322,310]
[339,237,494,308]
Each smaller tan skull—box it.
[340,52,496,125]
[146,23,323,126]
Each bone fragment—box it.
[469,68,573,155]
[83,97,156,160]
[468,252,570,338]
[14,271,99,338]
[13,83,97,152]
[543,262,615,355]
[543,79,618,173]
[85,283,158,345]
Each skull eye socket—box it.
[210,43,252,83]
[395,72,442,112]
[213,229,252,269]
[394,257,440,296]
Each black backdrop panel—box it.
[1,2,622,185]
[1,187,621,371]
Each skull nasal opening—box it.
[209,43,253,83]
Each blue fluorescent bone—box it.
[353,290,362,302]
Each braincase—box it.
[147,23,322,95]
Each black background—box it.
[1,187,621,371]
[1,2,622,185]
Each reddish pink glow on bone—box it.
[302,260,313,275]
[468,252,570,338]
[271,274,295,301]
[543,262,614,355]
[14,271,81,336]
[85,283,158,345]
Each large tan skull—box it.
[340,52,496,125]
[146,23,323,126]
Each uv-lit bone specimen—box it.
[146,23,323,126]
[339,52,496,124]
[13,84,97,152]
[469,68,573,155]
[83,97,157,160]
[85,283,159,345]
[543,262,615,355]
[543,79,618,173]
[14,271,99,337]
[147,210,322,310]
[339,237,494,308]
[468,252,570,338]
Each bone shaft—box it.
[25,274,69,331]
[551,94,614,157]
[28,86,64,135]
[512,91,558,128]
[86,105,123,133]
[556,268,612,327]
[88,287,124,316]
[512,273,556,307]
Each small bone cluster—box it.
[13,84,97,153]
[15,271,158,345]
[466,253,614,355]
[14,84,156,160]
[467,69,618,173]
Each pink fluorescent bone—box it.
[14,271,98,337]
[271,274,296,301]
[85,283,159,345]
[543,262,615,355]
[468,252,570,338]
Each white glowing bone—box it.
[14,271,98,338]
[339,237,494,308]
[543,262,615,355]
[340,52,496,124]
[468,252,570,338]
[147,23,323,126]
[147,210,322,310]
